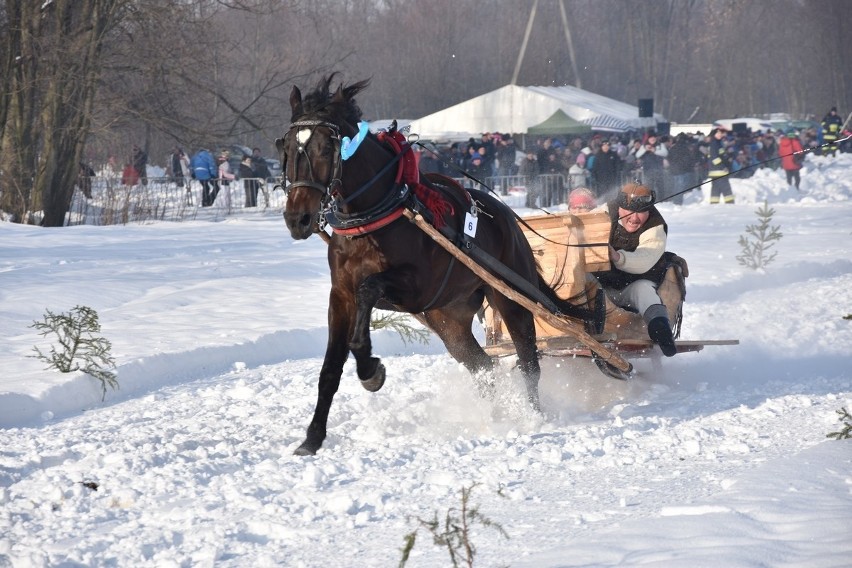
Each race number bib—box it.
[464,211,478,238]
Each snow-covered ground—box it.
[1,155,850,567]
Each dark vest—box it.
[594,204,669,290]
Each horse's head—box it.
[276,75,370,240]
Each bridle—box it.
[281,116,412,234]
[282,119,343,204]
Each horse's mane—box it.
[296,73,370,126]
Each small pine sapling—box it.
[30,305,118,400]
[736,201,783,271]
[371,311,431,345]
[826,407,852,440]
[400,484,508,568]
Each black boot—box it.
[647,316,677,357]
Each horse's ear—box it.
[331,83,345,104]
[289,85,303,116]
[343,78,371,102]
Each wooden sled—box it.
[403,209,635,379]
[480,210,738,372]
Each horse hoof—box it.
[294,441,319,456]
[475,380,496,401]
[360,362,386,392]
[529,395,541,413]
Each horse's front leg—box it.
[349,273,388,392]
[295,290,353,456]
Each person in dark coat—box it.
[170,147,190,188]
[251,147,272,181]
[667,134,700,205]
[518,149,540,208]
[131,145,148,187]
[707,127,734,204]
[418,148,444,175]
[239,154,260,207]
[590,140,623,198]
[496,134,518,176]
[466,152,489,182]
[821,107,842,157]
[78,162,95,198]
[639,143,666,201]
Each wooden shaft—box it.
[403,209,631,372]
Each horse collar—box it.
[325,183,411,237]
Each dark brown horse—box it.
[277,75,591,455]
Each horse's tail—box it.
[536,273,606,335]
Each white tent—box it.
[409,84,666,139]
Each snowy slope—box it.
[0,154,850,567]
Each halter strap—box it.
[285,119,343,198]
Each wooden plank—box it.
[522,211,611,275]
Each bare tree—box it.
[0,0,348,225]
[0,0,125,226]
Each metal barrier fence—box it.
[453,173,572,207]
[453,169,656,207]
[66,168,668,226]
[66,176,286,226]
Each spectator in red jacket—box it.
[778,130,805,190]
[121,163,139,187]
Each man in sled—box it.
[592,183,687,357]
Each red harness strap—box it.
[377,129,419,186]
[332,206,407,237]
[377,130,454,228]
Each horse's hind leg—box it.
[424,294,495,397]
[487,292,541,411]
[425,308,493,373]
[349,273,388,392]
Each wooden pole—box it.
[511,0,538,86]
[558,0,582,89]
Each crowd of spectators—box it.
[77,145,277,209]
[415,110,847,209]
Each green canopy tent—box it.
[527,109,592,136]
